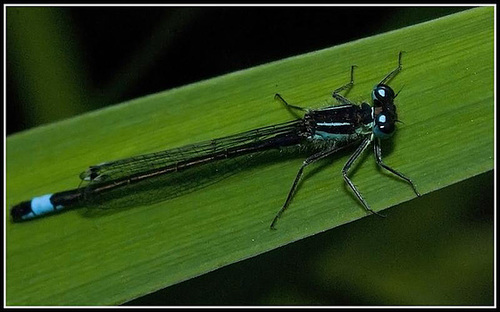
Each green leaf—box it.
[6,7,494,305]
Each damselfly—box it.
[10,52,421,228]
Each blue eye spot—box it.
[379,115,386,123]
[378,89,386,97]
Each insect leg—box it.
[378,51,404,85]
[342,136,386,217]
[373,138,421,197]
[332,65,357,105]
[270,145,346,229]
[274,93,308,112]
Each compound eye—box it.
[373,113,395,139]
[372,84,395,106]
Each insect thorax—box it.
[305,103,373,142]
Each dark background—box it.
[6,6,493,306]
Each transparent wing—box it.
[79,120,305,185]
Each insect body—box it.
[10,52,420,228]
